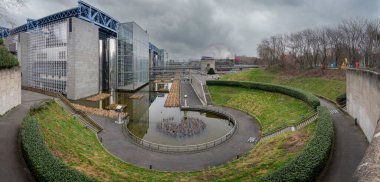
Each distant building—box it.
[215,58,234,71]
[200,56,215,74]
[235,55,260,65]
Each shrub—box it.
[207,68,216,75]
[336,93,346,106]
[206,80,320,110]
[0,38,3,45]
[0,46,19,69]
[20,102,97,182]
[261,106,334,182]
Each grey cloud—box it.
[3,0,380,60]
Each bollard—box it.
[355,118,358,125]
[237,155,239,159]
[100,137,102,143]
[149,165,152,169]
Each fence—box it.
[123,106,237,153]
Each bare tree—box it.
[0,0,24,28]
[257,17,380,70]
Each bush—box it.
[20,102,97,182]
[206,80,320,110]
[207,68,216,75]
[0,38,3,45]
[262,106,334,182]
[0,46,19,69]
[336,93,346,106]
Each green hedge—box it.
[20,101,97,182]
[336,93,346,106]
[262,106,334,182]
[206,80,320,110]
[0,46,19,69]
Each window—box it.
[59,51,66,59]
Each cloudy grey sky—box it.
[3,0,380,60]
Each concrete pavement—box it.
[93,105,261,171]
[320,98,368,182]
[0,90,51,182]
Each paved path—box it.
[180,80,203,107]
[0,90,50,182]
[320,98,368,182]
[93,105,260,171]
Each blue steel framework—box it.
[6,1,118,38]
[0,27,9,38]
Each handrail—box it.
[123,106,237,153]
[21,86,104,133]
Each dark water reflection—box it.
[73,82,233,146]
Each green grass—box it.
[32,101,316,181]
[208,85,313,135]
[221,69,346,101]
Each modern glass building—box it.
[1,1,164,99]
[117,22,149,91]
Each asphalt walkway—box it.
[320,98,368,182]
[180,80,203,107]
[93,105,261,171]
[0,90,50,182]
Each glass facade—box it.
[117,22,149,90]
[27,19,68,93]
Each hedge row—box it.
[262,106,334,182]
[20,101,97,182]
[0,45,19,69]
[336,93,346,106]
[206,80,320,110]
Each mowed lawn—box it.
[221,68,346,101]
[34,102,316,181]
[208,86,313,134]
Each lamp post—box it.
[184,94,188,119]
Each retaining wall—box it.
[348,69,380,181]
[347,69,380,142]
[0,67,21,115]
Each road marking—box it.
[329,109,339,114]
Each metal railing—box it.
[123,107,237,153]
[22,86,103,133]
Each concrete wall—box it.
[347,69,380,142]
[356,123,380,181]
[18,32,29,86]
[67,18,99,100]
[0,68,21,115]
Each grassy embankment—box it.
[208,86,313,135]
[31,101,315,181]
[221,68,346,102]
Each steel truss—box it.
[8,0,118,37]
[0,27,9,38]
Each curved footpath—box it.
[0,90,50,182]
[320,98,368,182]
[93,105,260,171]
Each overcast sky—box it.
[2,0,380,60]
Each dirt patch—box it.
[86,93,110,102]
[281,132,308,153]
